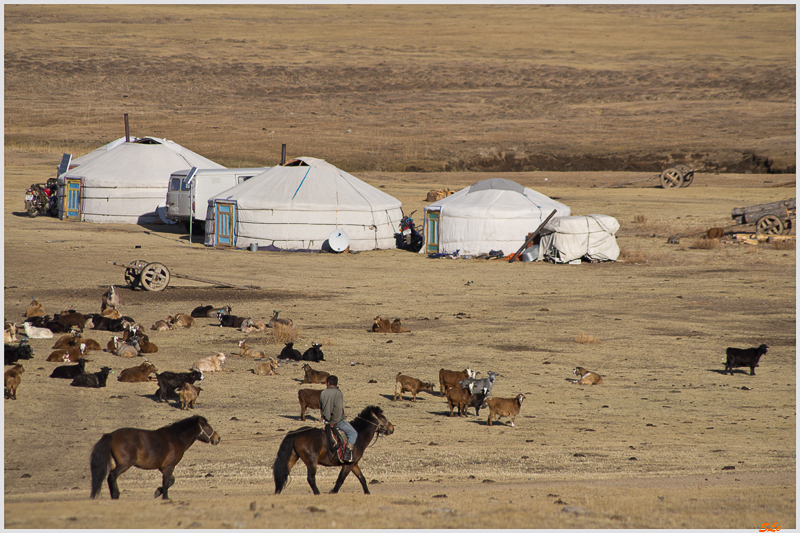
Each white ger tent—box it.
[535,215,620,263]
[57,137,224,224]
[423,178,571,256]
[204,157,403,251]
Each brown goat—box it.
[100,307,122,319]
[372,316,392,332]
[445,382,473,417]
[46,343,87,362]
[150,320,174,331]
[486,394,526,427]
[268,310,293,328]
[136,334,158,354]
[168,313,195,328]
[394,372,435,402]
[52,330,80,349]
[237,340,266,358]
[297,388,323,421]
[573,366,603,385]
[438,367,475,396]
[4,364,24,400]
[192,352,227,373]
[117,361,158,383]
[24,299,46,318]
[301,363,330,384]
[254,358,280,376]
[391,318,410,333]
[179,382,202,410]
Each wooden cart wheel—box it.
[781,218,793,235]
[140,262,171,291]
[659,168,684,188]
[756,215,784,235]
[675,164,694,187]
[124,260,148,290]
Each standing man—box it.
[319,375,357,463]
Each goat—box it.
[151,320,174,331]
[91,315,134,332]
[5,364,24,399]
[56,311,87,333]
[191,304,231,318]
[254,358,279,376]
[302,343,324,362]
[101,286,120,312]
[22,321,53,339]
[394,372,435,402]
[237,340,266,358]
[301,363,330,385]
[268,310,293,328]
[70,366,113,388]
[136,334,158,354]
[117,361,158,383]
[371,316,392,332]
[80,336,103,352]
[439,367,475,396]
[4,322,18,343]
[446,381,474,417]
[99,307,122,320]
[572,366,603,385]
[725,344,769,376]
[5,340,34,365]
[52,329,80,349]
[155,370,204,402]
[391,318,410,333]
[192,352,227,373]
[24,298,46,318]
[168,313,195,328]
[278,342,302,361]
[297,388,322,421]
[460,372,497,398]
[47,343,86,362]
[178,382,202,410]
[486,394,526,427]
[240,318,268,333]
[216,308,247,328]
[112,337,140,358]
[50,358,89,379]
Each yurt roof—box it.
[427,178,569,218]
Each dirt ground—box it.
[3,4,796,530]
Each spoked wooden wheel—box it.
[781,218,793,235]
[756,215,784,235]
[124,260,148,290]
[659,167,684,188]
[140,262,171,291]
[675,164,694,187]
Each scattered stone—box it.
[432,494,447,498]
[562,506,590,515]
[722,465,736,470]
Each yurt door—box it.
[425,209,440,253]
[64,178,82,220]
[215,202,236,246]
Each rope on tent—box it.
[291,168,312,200]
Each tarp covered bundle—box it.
[57,137,224,224]
[424,178,571,256]
[536,215,620,263]
[204,157,403,251]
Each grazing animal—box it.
[192,352,227,373]
[460,372,498,397]
[151,320,174,331]
[439,367,475,396]
[300,363,330,384]
[725,344,769,376]
[22,321,54,339]
[24,298,46,318]
[486,393,526,427]
[254,358,280,376]
[302,343,324,362]
[178,383,202,410]
[390,318,410,333]
[101,286,120,312]
[279,342,302,361]
[4,322,18,343]
[237,340,266,358]
[168,313,195,328]
[572,366,603,385]
[273,405,393,495]
[371,316,392,332]
[4,364,24,400]
[89,415,220,500]
[117,361,158,383]
[50,358,89,379]
[268,310,293,328]
[394,373,435,402]
[297,388,323,421]
[4,340,34,365]
[71,366,113,388]
[446,381,474,417]
[47,343,86,362]
[155,370,204,403]
[137,334,158,354]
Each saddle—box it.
[324,423,348,463]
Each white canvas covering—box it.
[536,215,620,263]
[57,137,224,224]
[204,157,403,251]
[425,178,571,256]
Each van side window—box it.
[171,178,182,191]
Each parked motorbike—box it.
[24,178,58,218]
[395,210,424,252]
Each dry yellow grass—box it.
[271,323,301,344]
[690,238,720,249]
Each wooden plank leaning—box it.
[508,209,558,263]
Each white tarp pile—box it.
[536,214,620,263]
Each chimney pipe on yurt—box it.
[281,144,287,165]
[124,114,130,143]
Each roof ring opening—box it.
[132,138,162,145]
[282,159,309,167]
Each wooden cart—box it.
[731,198,795,236]
[108,260,260,291]
[598,165,696,189]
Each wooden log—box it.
[731,198,795,223]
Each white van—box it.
[166,167,268,227]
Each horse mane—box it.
[163,415,205,432]
[352,405,383,432]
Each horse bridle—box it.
[198,424,215,441]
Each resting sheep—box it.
[439,367,475,396]
[486,393,526,427]
[117,361,158,383]
[254,358,280,376]
[22,321,54,339]
[572,366,603,385]
[4,364,24,400]
[394,373,435,402]
[192,352,227,373]
[300,363,329,384]
[725,344,769,375]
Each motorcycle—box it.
[24,178,59,218]
[394,210,424,253]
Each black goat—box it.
[216,308,247,328]
[155,370,204,402]
[70,366,113,388]
[278,342,302,361]
[5,341,33,365]
[192,304,231,318]
[302,343,324,362]
[50,358,88,379]
[725,344,769,375]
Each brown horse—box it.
[273,405,394,495]
[90,415,220,500]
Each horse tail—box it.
[272,432,298,494]
[90,434,112,499]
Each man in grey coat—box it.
[320,375,357,463]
